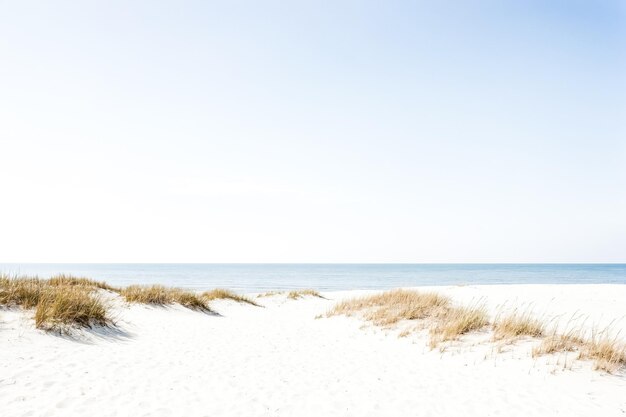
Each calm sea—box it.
[1,264,625,293]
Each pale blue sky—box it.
[1,1,625,262]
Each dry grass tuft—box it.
[175,291,213,311]
[1,275,113,332]
[34,287,110,332]
[533,333,583,356]
[120,285,175,304]
[0,276,45,308]
[287,289,323,300]
[257,289,323,299]
[398,329,411,338]
[582,335,626,372]
[493,311,545,341]
[1,274,118,310]
[120,285,211,311]
[328,290,488,347]
[328,289,450,325]
[202,289,260,306]
[533,329,626,373]
[257,291,283,298]
[430,305,490,344]
[47,274,118,292]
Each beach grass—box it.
[257,291,283,298]
[328,288,625,373]
[0,274,117,308]
[493,311,545,341]
[202,289,260,306]
[327,289,450,325]
[429,304,489,345]
[327,289,488,345]
[0,275,45,308]
[34,286,110,332]
[120,285,175,305]
[287,289,323,299]
[257,289,323,299]
[532,329,626,373]
[176,291,213,311]
[47,274,119,292]
[120,285,212,311]
[582,335,626,372]
[0,275,112,332]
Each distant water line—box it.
[0,263,624,293]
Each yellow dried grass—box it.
[328,290,489,348]
[493,311,545,341]
[47,274,118,292]
[327,289,450,324]
[34,286,110,332]
[430,304,490,343]
[0,275,44,308]
[287,289,323,300]
[120,285,211,311]
[202,289,259,306]
[533,329,626,373]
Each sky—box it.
[1,1,625,263]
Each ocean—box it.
[1,263,624,293]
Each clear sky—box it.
[1,1,625,263]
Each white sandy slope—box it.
[1,285,626,417]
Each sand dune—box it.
[1,285,625,417]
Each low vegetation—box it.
[0,275,111,332]
[326,289,625,373]
[532,330,626,373]
[120,285,211,311]
[257,289,324,299]
[34,286,110,332]
[493,311,545,341]
[202,289,260,306]
[0,275,44,308]
[327,289,488,346]
[287,289,323,299]
[429,304,489,346]
[120,285,175,305]
[47,274,118,292]
[582,335,626,372]
[176,291,213,311]
[1,276,212,331]
[329,289,449,325]
[257,291,282,298]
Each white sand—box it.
[1,284,626,417]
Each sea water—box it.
[1,263,624,293]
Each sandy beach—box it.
[1,284,625,417]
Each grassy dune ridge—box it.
[0,275,257,331]
[326,290,489,344]
[202,289,260,306]
[326,289,626,373]
[0,275,112,332]
[120,285,212,311]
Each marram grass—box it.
[0,275,112,332]
[202,289,260,306]
[120,285,212,311]
[326,288,626,373]
[34,286,110,332]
